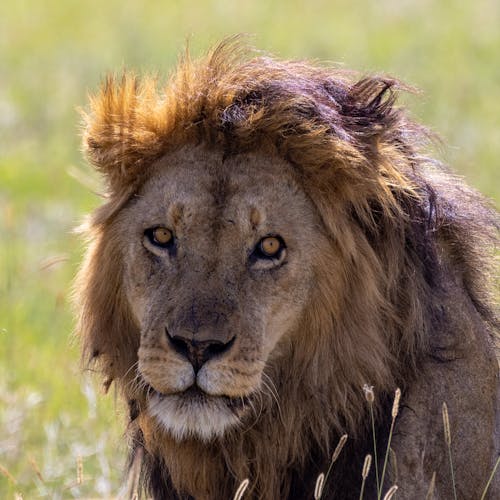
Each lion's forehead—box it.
[132,145,317,237]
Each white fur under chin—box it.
[148,392,241,442]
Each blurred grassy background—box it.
[0,0,498,497]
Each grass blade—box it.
[379,388,400,498]
[364,384,380,496]
[442,402,457,500]
[480,455,500,500]
[425,471,436,500]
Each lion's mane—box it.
[75,39,498,499]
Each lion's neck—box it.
[135,405,388,500]
[137,409,320,499]
[134,380,391,500]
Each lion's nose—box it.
[166,328,235,372]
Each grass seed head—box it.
[392,388,401,419]
[332,434,348,463]
[442,402,451,446]
[383,485,398,500]
[362,454,372,479]
[76,455,83,485]
[234,478,250,500]
[314,473,325,499]
[363,384,375,404]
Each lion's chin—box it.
[147,387,247,442]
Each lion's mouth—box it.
[149,384,250,414]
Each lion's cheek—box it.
[261,303,304,359]
[122,278,154,332]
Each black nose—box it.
[166,329,235,372]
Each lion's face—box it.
[117,145,324,441]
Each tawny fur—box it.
[75,38,499,499]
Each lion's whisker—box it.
[260,376,284,426]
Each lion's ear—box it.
[345,77,400,135]
[81,73,166,195]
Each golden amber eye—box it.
[151,227,173,246]
[260,236,282,257]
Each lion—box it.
[74,39,499,499]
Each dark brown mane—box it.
[76,38,499,499]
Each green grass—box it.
[1,0,498,497]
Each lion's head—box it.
[120,145,325,441]
[75,39,498,499]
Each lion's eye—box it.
[260,237,281,257]
[145,227,174,248]
[253,236,286,260]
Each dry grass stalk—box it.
[38,254,69,271]
[125,446,143,499]
[480,455,500,500]
[379,388,401,499]
[441,402,457,500]
[28,456,45,483]
[234,478,250,500]
[364,384,380,494]
[425,471,436,500]
[383,485,398,500]
[0,464,17,484]
[359,454,372,500]
[317,433,348,499]
[77,455,83,485]
[59,455,85,492]
[389,448,398,484]
[314,473,325,500]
